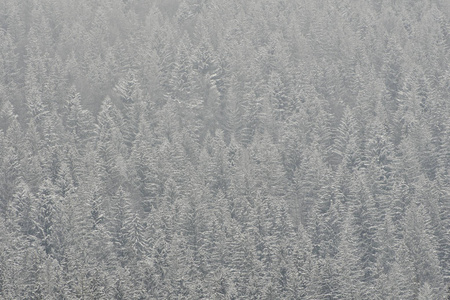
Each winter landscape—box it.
[0,0,449,299]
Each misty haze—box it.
[0,0,449,299]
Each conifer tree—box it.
[64,86,96,148]
[114,70,143,150]
[402,201,445,298]
[33,179,58,256]
[331,106,362,170]
[110,186,133,266]
[97,97,127,196]
[335,211,365,299]
[11,180,35,237]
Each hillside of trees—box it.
[0,0,449,298]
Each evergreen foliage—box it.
[0,0,448,298]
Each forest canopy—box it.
[0,0,449,299]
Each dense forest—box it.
[0,0,449,298]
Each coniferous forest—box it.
[0,0,449,299]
